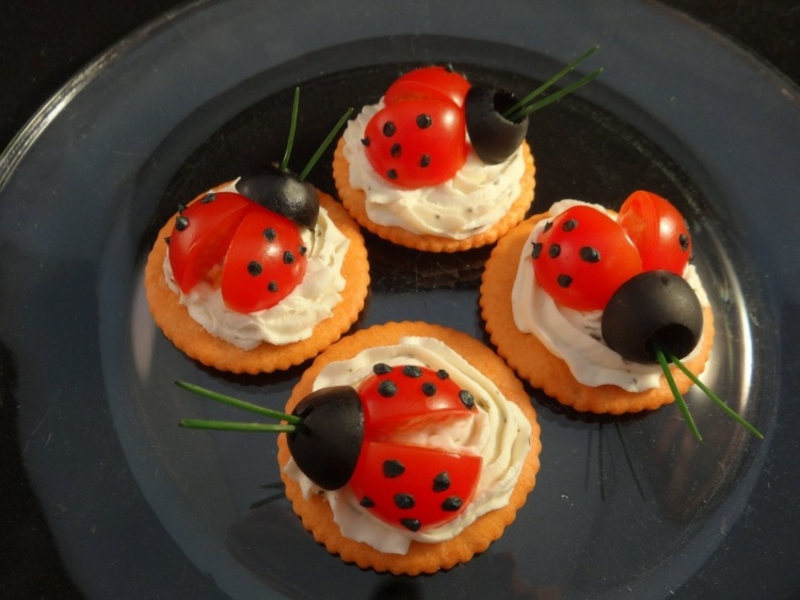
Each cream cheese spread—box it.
[511,199,710,392]
[163,181,350,350]
[342,101,525,239]
[283,336,532,555]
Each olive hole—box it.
[493,91,523,123]
[646,324,699,362]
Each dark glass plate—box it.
[1,1,798,598]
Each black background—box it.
[0,1,798,598]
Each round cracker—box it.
[333,138,536,253]
[144,191,370,374]
[277,321,541,575]
[480,213,715,414]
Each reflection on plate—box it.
[1,1,798,599]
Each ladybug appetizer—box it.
[333,47,602,252]
[481,191,762,439]
[177,323,541,575]
[144,90,370,373]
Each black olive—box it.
[235,164,320,229]
[601,270,703,364]
[287,386,364,490]
[464,85,529,165]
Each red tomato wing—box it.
[384,66,471,107]
[220,207,307,313]
[617,190,692,275]
[167,192,256,293]
[349,440,481,532]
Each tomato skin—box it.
[617,190,692,275]
[348,441,481,532]
[357,365,477,438]
[168,192,257,293]
[364,98,468,188]
[384,66,471,107]
[220,206,307,313]
[533,206,643,312]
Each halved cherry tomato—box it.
[357,365,477,438]
[364,98,468,188]
[532,205,643,311]
[220,207,307,313]
[167,192,257,293]
[384,66,471,107]
[348,440,481,531]
[617,190,692,275]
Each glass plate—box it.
[1,0,799,598]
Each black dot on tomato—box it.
[580,246,600,263]
[459,390,475,409]
[247,261,263,277]
[679,233,690,251]
[268,281,278,293]
[263,228,277,241]
[383,460,405,478]
[200,193,216,204]
[360,496,375,508]
[298,245,307,256]
[433,472,451,493]
[360,137,370,147]
[378,380,398,398]
[402,365,423,378]
[383,122,396,137]
[562,218,578,232]
[543,221,553,232]
[557,274,573,288]
[441,496,463,512]
[419,154,431,168]
[548,243,561,258]
[164,236,171,246]
[436,369,450,380]
[387,169,398,180]
[401,518,421,532]
[394,493,415,510]
[373,362,393,375]
[390,143,402,158]
[531,242,542,259]
[283,251,295,265]
[175,216,189,231]
[421,382,437,397]
[416,114,432,129]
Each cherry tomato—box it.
[364,98,468,188]
[168,192,257,293]
[532,205,643,311]
[617,190,692,275]
[384,66,471,107]
[221,206,307,313]
[348,440,482,531]
[357,365,477,438]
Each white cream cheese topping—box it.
[283,336,532,555]
[163,181,350,350]
[342,101,525,239]
[511,199,710,392]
